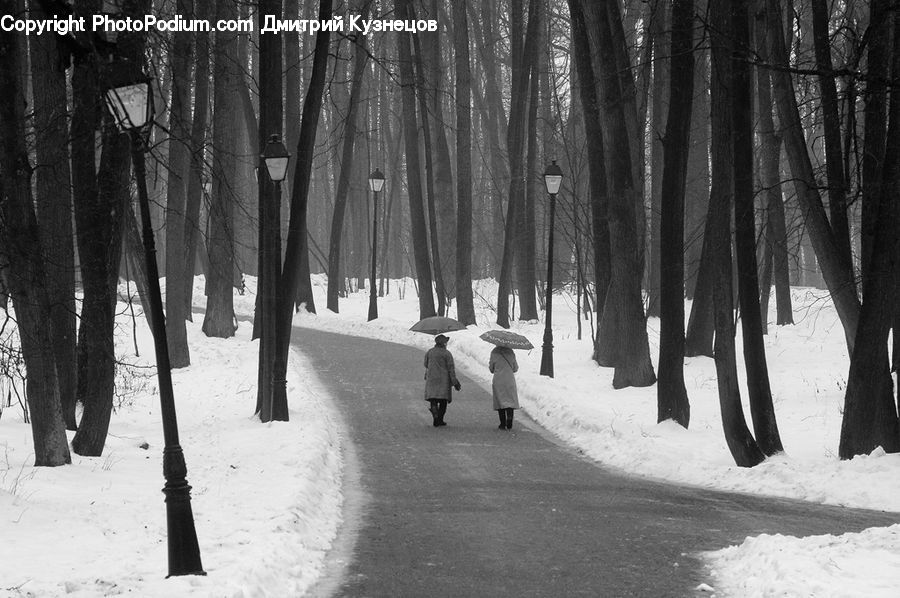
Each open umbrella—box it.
[410,315,467,335]
[479,330,534,350]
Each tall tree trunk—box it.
[424,0,457,301]
[164,0,194,369]
[397,0,436,318]
[569,0,611,358]
[71,0,148,457]
[839,9,900,459]
[657,0,693,428]
[203,0,239,338]
[765,0,859,352]
[709,0,765,467]
[270,0,334,419]
[29,3,77,430]
[0,12,71,466]
[861,0,891,286]
[497,0,540,328]
[647,1,670,318]
[733,0,783,456]
[412,31,448,316]
[581,0,656,388]
[183,0,210,318]
[255,0,285,422]
[453,0,476,325]
[810,0,851,267]
[753,1,792,326]
[326,30,368,313]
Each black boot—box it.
[506,408,514,430]
[436,400,448,426]
[429,401,440,426]
[498,409,507,429]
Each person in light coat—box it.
[489,345,519,430]
[424,334,461,427]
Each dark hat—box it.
[435,334,449,344]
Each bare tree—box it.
[0,7,71,466]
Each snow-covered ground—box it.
[1,274,898,597]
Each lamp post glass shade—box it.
[106,80,153,131]
[261,135,290,182]
[543,160,563,195]
[369,168,385,193]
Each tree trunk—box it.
[29,3,77,430]
[765,0,859,352]
[0,14,71,466]
[709,0,765,468]
[733,0,783,456]
[325,25,368,313]
[647,2,669,318]
[183,0,211,319]
[753,2,792,326]
[497,0,540,328]
[397,0,436,319]
[270,0,334,419]
[203,0,239,338]
[164,0,193,368]
[582,0,656,388]
[453,0,476,325]
[412,31,448,316]
[839,11,900,459]
[657,0,693,428]
[861,0,891,286]
[255,0,285,422]
[810,0,851,267]
[72,128,130,457]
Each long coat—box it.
[489,346,519,410]
[424,346,459,402]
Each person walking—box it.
[424,334,461,427]
[489,345,519,430]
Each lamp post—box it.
[367,168,385,321]
[104,69,205,577]
[540,160,563,378]
[259,135,290,420]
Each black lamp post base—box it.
[163,483,206,577]
[540,332,554,378]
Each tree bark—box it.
[183,0,210,318]
[270,0,334,420]
[709,0,765,467]
[326,23,368,313]
[0,12,71,466]
[453,0,476,325]
[839,9,900,459]
[753,2,792,326]
[203,0,239,338]
[568,0,611,357]
[657,0,693,428]
[581,0,656,388]
[496,0,540,328]
[29,2,77,430]
[764,0,859,352]
[397,0,436,319]
[164,0,194,368]
[733,0,783,456]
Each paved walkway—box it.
[298,327,898,597]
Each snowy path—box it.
[295,327,897,597]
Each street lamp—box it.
[540,160,563,378]
[367,168,385,321]
[104,67,205,578]
[261,134,290,183]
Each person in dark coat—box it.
[423,334,461,426]
[489,345,519,429]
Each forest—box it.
[1,0,899,473]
